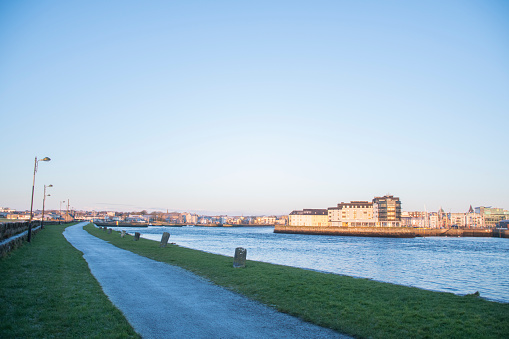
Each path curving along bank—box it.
[63,222,348,339]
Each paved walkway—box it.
[64,222,349,339]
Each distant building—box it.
[256,216,277,225]
[475,206,509,228]
[289,209,328,227]
[328,201,375,227]
[402,211,426,227]
[372,195,401,227]
[182,213,198,224]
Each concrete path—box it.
[64,222,349,339]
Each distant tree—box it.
[141,210,148,215]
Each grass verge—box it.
[0,223,140,338]
[87,224,509,338]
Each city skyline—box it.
[2,1,508,215]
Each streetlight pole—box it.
[28,156,51,242]
[41,184,53,229]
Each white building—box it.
[328,201,375,227]
[289,209,328,226]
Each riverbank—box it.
[87,224,508,338]
[0,224,139,338]
[274,225,509,238]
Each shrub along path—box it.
[65,222,347,339]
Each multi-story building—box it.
[450,212,467,227]
[466,206,484,228]
[289,209,328,226]
[182,213,198,224]
[328,201,375,227]
[475,206,509,228]
[256,216,277,225]
[401,211,427,227]
[373,195,401,227]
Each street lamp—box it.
[41,184,53,229]
[28,156,51,242]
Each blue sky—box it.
[1,0,508,215]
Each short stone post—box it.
[134,232,140,241]
[103,226,107,231]
[121,230,126,238]
[160,232,170,247]
[108,228,112,234]
[233,247,247,268]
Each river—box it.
[110,225,509,303]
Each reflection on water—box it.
[112,226,509,303]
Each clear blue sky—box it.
[1,0,508,215]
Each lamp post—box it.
[28,156,51,242]
[41,184,53,229]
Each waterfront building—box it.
[475,206,509,228]
[328,201,375,227]
[401,211,427,227]
[450,213,466,227]
[428,213,439,228]
[183,213,198,224]
[289,209,328,226]
[466,209,484,228]
[372,195,402,227]
[256,216,277,225]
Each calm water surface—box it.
[112,226,509,303]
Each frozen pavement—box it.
[64,222,349,339]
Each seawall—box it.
[274,225,509,238]
[274,226,415,238]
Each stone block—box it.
[134,232,140,241]
[233,247,247,268]
[160,232,170,247]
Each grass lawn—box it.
[87,224,509,339]
[0,223,140,338]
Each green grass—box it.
[87,224,509,339]
[0,223,140,338]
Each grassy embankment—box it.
[0,223,140,338]
[86,224,508,339]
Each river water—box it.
[111,225,509,303]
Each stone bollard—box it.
[134,232,140,241]
[103,226,107,231]
[160,232,170,247]
[233,247,247,268]
[108,228,112,234]
[121,230,126,238]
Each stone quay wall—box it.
[0,221,42,258]
[274,226,416,238]
[274,225,509,238]
[0,221,34,241]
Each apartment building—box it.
[328,201,375,227]
[475,206,509,228]
[373,195,401,227]
[289,209,328,226]
[401,211,427,227]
